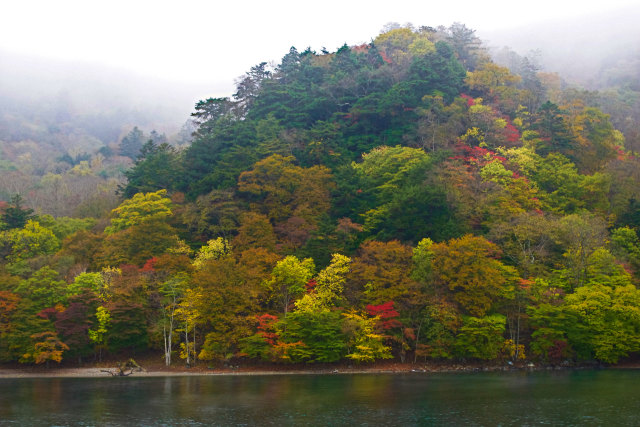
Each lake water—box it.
[1,369,639,426]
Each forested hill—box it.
[2,25,640,368]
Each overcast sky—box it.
[1,0,638,97]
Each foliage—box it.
[278,309,346,363]
[23,331,70,364]
[5,220,60,263]
[105,190,173,234]
[343,310,392,363]
[454,314,506,360]
[263,255,315,316]
[431,235,517,316]
[3,26,640,367]
[192,237,232,270]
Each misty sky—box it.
[1,0,638,97]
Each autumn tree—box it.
[431,235,517,317]
[238,155,334,248]
[193,254,260,362]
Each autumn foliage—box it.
[1,24,640,368]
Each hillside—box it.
[0,50,202,215]
[1,24,640,368]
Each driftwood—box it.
[101,359,144,376]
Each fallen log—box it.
[101,359,144,376]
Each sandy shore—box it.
[0,366,435,378]
[0,367,363,378]
[0,367,251,378]
[2,361,634,378]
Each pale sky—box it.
[1,0,638,96]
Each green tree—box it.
[564,284,640,363]
[120,126,146,159]
[278,309,346,363]
[192,237,232,270]
[88,305,110,361]
[454,314,506,360]
[105,190,173,234]
[263,256,315,318]
[15,266,67,310]
[446,23,484,69]
[5,220,60,264]
[555,211,608,290]
[121,142,182,197]
[296,253,351,312]
[1,194,34,230]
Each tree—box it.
[432,235,517,316]
[234,62,272,116]
[0,291,20,360]
[489,211,557,278]
[278,309,346,363]
[348,240,417,309]
[454,314,506,360]
[465,63,522,112]
[351,146,439,240]
[555,211,608,291]
[342,310,392,363]
[610,227,640,277]
[88,305,110,361]
[446,22,484,70]
[42,295,97,362]
[68,272,105,297]
[180,189,242,241]
[157,274,188,366]
[104,301,149,354]
[24,331,70,365]
[193,256,259,362]
[238,154,334,227]
[5,220,60,264]
[120,127,146,159]
[14,266,68,310]
[1,194,34,230]
[192,237,232,270]
[295,253,351,312]
[105,190,173,234]
[566,284,640,363]
[532,102,575,157]
[97,219,182,267]
[263,256,315,318]
[120,142,182,197]
[232,212,277,252]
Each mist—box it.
[0,50,220,146]
[479,5,640,89]
[1,5,639,173]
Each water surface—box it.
[1,369,638,426]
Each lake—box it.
[1,369,639,426]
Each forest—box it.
[1,23,640,367]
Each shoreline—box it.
[2,362,637,379]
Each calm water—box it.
[1,370,639,426]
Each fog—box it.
[1,3,639,151]
[0,50,217,143]
[479,5,640,89]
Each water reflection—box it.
[0,370,639,425]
